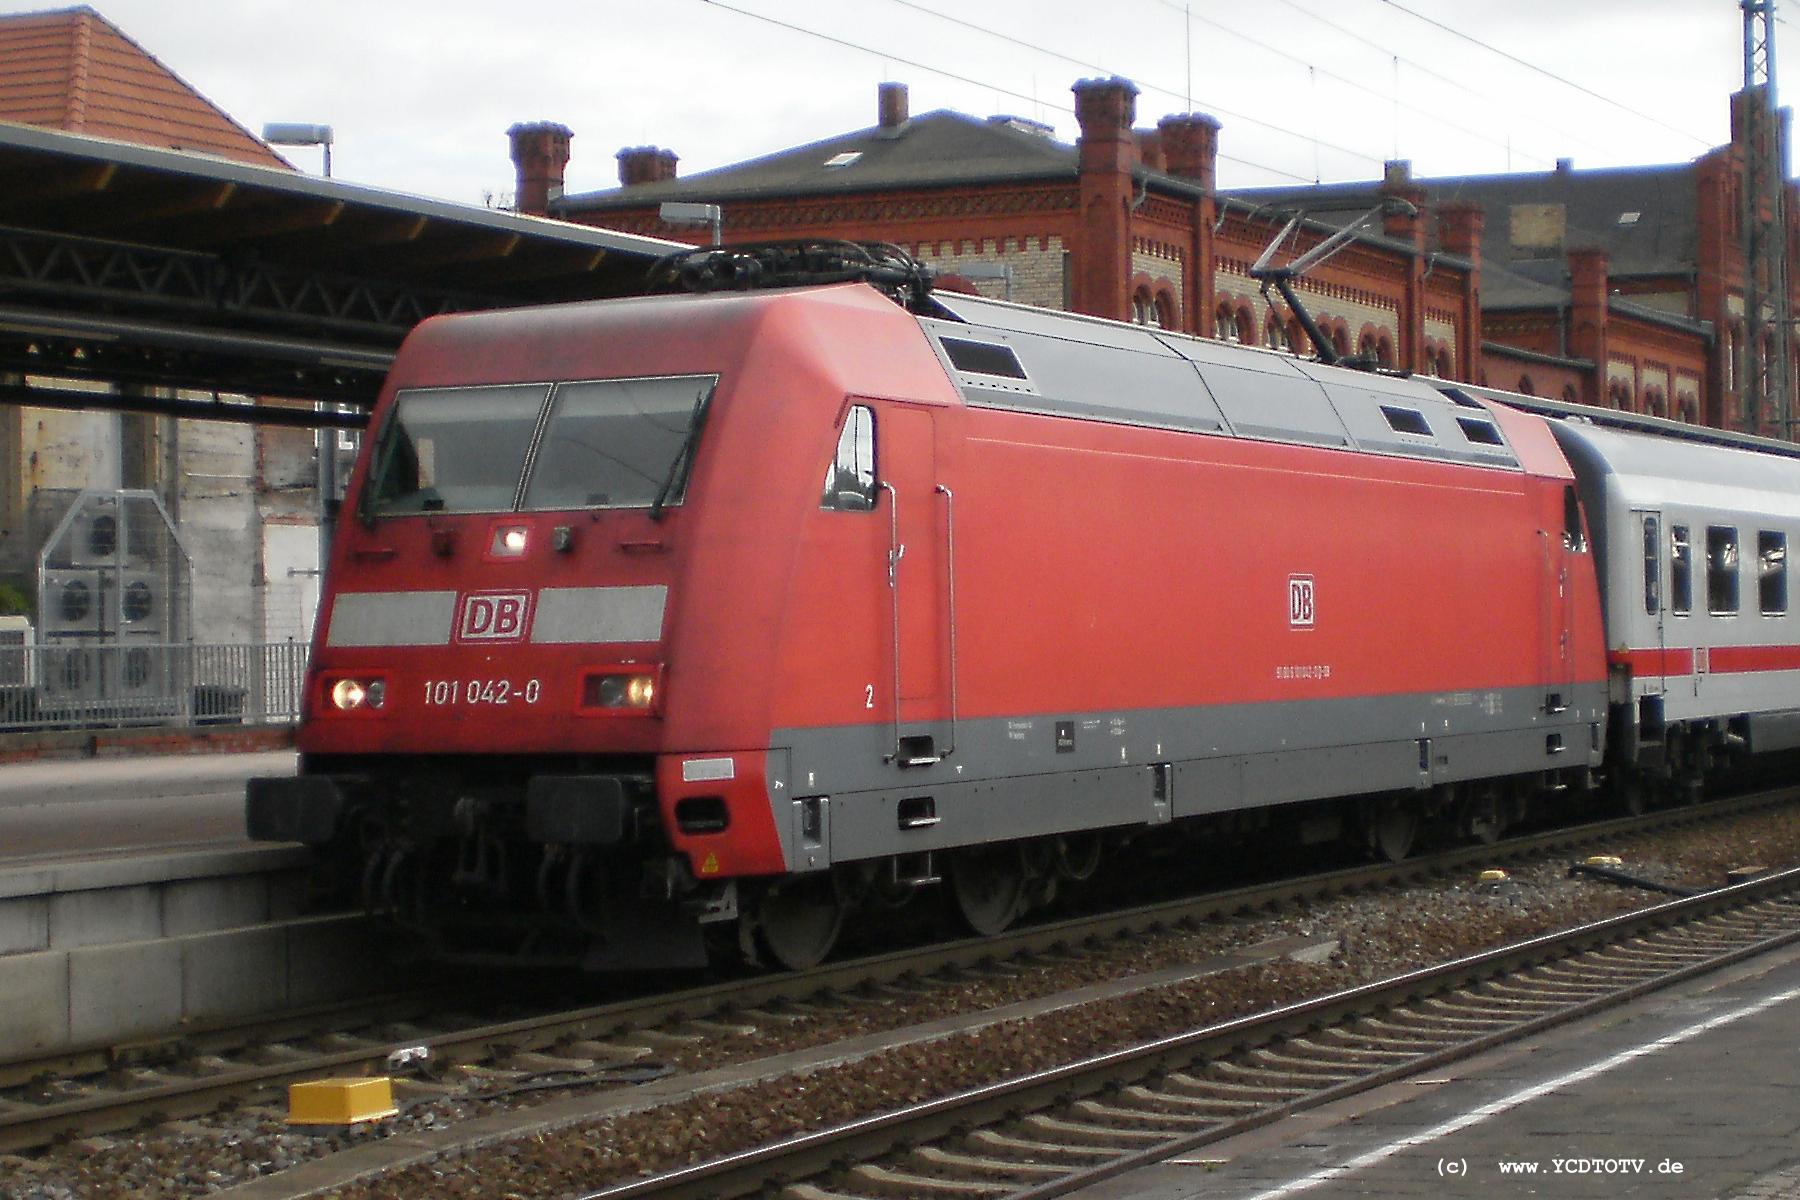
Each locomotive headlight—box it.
[581,669,660,713]
[329,676,388,711]
[488,525,529,558]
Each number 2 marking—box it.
[865,684,876,709]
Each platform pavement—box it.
[1065,940,1800,1200]
[0,748,294,863]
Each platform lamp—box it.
[263,123,339,576]
[262,122,334,177]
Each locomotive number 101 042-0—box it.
[423,678,543,706]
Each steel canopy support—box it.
[0,380,368,428]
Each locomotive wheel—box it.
[1369,798,1418,863]
[949,845,1028,936]
[754,876,845,971]
[1054,832,1104,883]
[1465,787,1503,846]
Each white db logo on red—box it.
[458,591,531,642]
[1288,575,1315,629]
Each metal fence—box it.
[0,641,309,731]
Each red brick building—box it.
[517,78,1800,441]
[1239,88,1800,438]
[513,78,1484,382]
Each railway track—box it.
[0,785,1790,1158]
[581,862,1800,1200]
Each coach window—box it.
[1707,526,1740,615]
[1760,531,1788,615]
[1670,525,1692,615]
[822,406,876,512]
[1642,516,1660,614]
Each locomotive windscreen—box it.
[362,375,717,516]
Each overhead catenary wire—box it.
[1266,0,1620,162]
[878,0,1390,172]
[1375,0,1715,149]
[1143,0,1554,169]
[698,0,1320,182]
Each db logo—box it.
[1288,575,1315,629]
[457,591,531,642]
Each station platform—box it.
[0,748,391,1060]
[1068,941,1800,1199]
[0,747,293,863]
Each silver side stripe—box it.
[326,591,457,646]
[532,585,667,645]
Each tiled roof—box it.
[1232,161,1701,289]
[559,110,1082,211]
[0,5,287,168]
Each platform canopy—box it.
[0,121,683,428]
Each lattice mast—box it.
[1741,0,1793,438]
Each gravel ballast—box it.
[6,803,1800,1200]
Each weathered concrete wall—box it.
[175,416,260,645]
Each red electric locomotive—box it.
[249,246,1610,969]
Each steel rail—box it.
[575,866,1800,1200]
[0,784,1790,1155]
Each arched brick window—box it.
[1330,323,1350,359]
[1215,301,1240,342]
[1234,304,1255,346]
[1516,375,1536,396]
[1607,379,1633,411]
[1437,348,1454,379]
[1153,287,1178,332]
[1358,328,1379,360]
[1562,384,1579,404]
[1644,387,1667,418]
[1264,311,1287,352]
[1131,286,1160,327]
[1286,317,1305,356]
[1375,334,1394,368]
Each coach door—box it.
[1540,491,1578,716]
[878,405,953,766]
[1635,510,1668,696]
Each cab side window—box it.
[821,405,876,512]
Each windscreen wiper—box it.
[649,385,715,521]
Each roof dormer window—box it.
[823,151,862,169]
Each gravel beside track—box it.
[5,804,1799,1200]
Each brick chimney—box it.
[1135,129,1165,173]
[1379,160,1427,250]
[878,81,909,130]
[507,121,572,216]
[616,146,679,187]
[1436,201,1485,381]
[1071,76,1139,322]
[1436,201,1484,266]
[1567,246,1610,407]
[1157,113,1220,192]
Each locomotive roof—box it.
[923,291,1524,473]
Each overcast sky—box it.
[16,0,1788,205]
